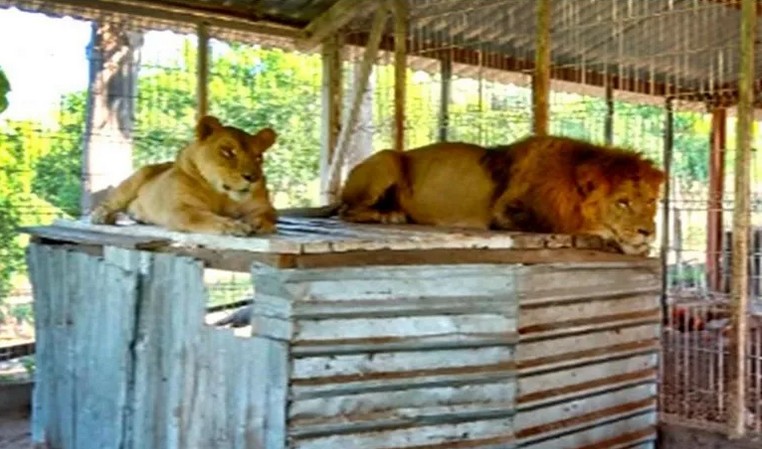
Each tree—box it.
[0,66,9,115]
[81,21,144,214]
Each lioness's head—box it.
[576,153,665,256]
[190,115,277,202]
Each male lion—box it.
[312,134,665,256]
[90,115,278,236]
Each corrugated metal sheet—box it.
[253,263,521,449]
[2,0,760,93]
[515,261,662,449]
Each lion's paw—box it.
[90,206,118,225]
[219,219,254,237]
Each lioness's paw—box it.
[219,219,253,237]
[253,218,277,235]
[380,211,407,225]
[90,206,118,225]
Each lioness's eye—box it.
[617,199,630,208]
[221,146,235,159]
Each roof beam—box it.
[298,0,378,51]
[702,0,762,15]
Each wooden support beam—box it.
[707,107,726,292]
[196,22,209,119]
[439,55,452,142]
[319,35,344,204]
[604,82,614,145]
[532,0,551,135]
[728,0,756,439]
[326,4,389,199]
[299,0,378,51]
[392,0,408,151]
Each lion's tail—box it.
[277,203,342,218]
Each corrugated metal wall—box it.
[253,263,521,449]
[515,262,662,449]
[27,244,660,449]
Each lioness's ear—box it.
[252,127,277,152]
[575,164,605,197]
[196,115,223,141]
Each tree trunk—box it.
[342,62,375,179]
[80,21,143,214]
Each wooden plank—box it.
[20,224,171,250]
[531,0,551,135]
[126,252,207,449]
[196,22,209,119]
[298,0,377,51]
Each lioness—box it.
[90,115,278,236]
[318,135,665,256]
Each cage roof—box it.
[1,0,760,104]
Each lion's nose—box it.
[637,228,652,237]
[242,173,255,182]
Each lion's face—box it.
[191,116,277,202]
[596,179,661,256]
[577,159,665,256]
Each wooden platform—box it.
[21,217,647,271]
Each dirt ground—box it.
[0,411,32,449]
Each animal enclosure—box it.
[23,218,661,449]
[0,0,761,446]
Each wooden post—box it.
[728,0,756,438]
[532,0,551,136]
[438,55,452,142]
[319,35,343,204]
[660,97,674,325]
[392,0,408,151]
[326,3,388,198]
[196,22,209,119]
[604,81,614,145]
[707,107,726,292]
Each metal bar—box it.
[604,81,614,145]
[392,0,408,151]
[532,0,551,135]
[660,97,674,327]
[438,55,452,142]
[196,22,209,119]
[319,35,343,204]
[728,0,756,438]
[707,107,726,292]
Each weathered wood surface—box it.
[252,263,520,449]
[515,261,662,449]
[24,215,619,256]
[27,244,269,449]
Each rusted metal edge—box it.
[288,406,516,439]
[292,361,515,388]
[519,286,661,308]
[519,309,660,336]
[292,370,516,401]
[518,368,657,408]
[292,333,520,356]
[516,398,656,442]
[518,339,659,375]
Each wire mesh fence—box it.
[1,0,762,439]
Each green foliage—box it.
[0,66,9,115]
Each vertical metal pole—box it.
[604,81,614,145]
[729,0,756,438]
[661,97,674,326]
[196,22,209,119]
[392,0,408,151]
[707,106,726,292]
[532,0,551,136]
[438,55,452,142]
